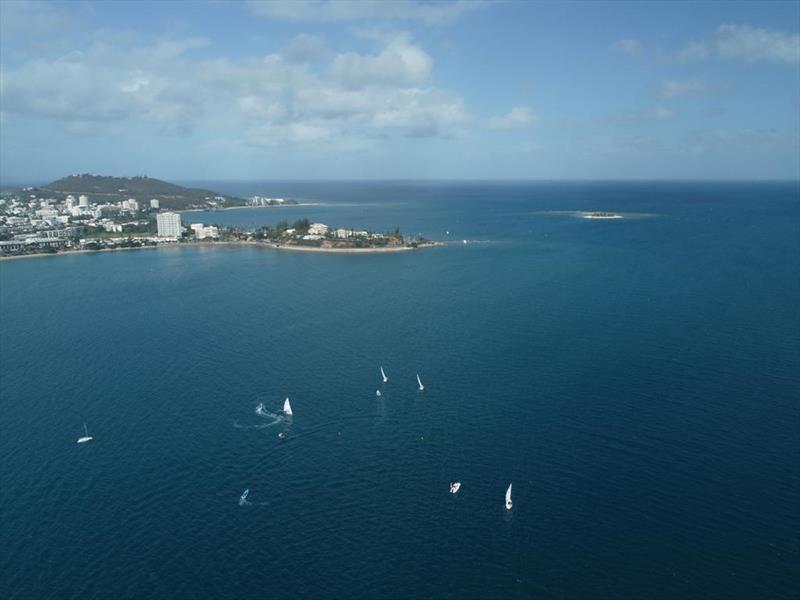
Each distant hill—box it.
[37,174,246,210]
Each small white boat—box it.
[278,432,286,439]
[417,374,424,391]
[450,482,461,494]
[380,366,388,383]
[376,390,382,397]
[505,483,513,510]
[240,489,249,505]
[77,423,93,444]
[283,397,293,416]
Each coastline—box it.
[0,240,439,262]
[178,203,319,213]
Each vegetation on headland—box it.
[28,174,246,210]
[1,214,435,258]
[1,177,432,257]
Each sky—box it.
[1,0,799,182]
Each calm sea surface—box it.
[1,181,798,599]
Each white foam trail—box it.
[233,404,284,430]
[239,496,270,507]
[255,404,283,427]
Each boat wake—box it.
[233,403,284,429]
[239,490,270,507]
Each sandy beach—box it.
[0,240,438,262]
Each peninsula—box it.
[0,184,436,259]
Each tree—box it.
[291,218,310,233]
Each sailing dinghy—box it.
[77,423,93,444]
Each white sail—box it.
[77,422,93,444]
[417,374,424,391]
[505,483,513,510]
[283,398,293,416]
[381,366,388,383]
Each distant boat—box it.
[376,390,382,397]
[380,366,388,383]
[505,483,513,510]
[240,489,249,505]
[278,432,286,440]
[77,423,93,444]
[450,482,461,494]
[417,374,424,391]
[283,398,293,416]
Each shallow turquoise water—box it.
[1,182,798,599]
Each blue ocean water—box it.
[1,181,798,599]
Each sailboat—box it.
[376,390,382,397]
[450,482,461,494]
[505,483,513,510]
[239,489,250,505]
[380,366,388,383]
[77,423,93,444]
[417,374,424,391]
[283,397,293,416]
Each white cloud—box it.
[0,33,467,146]
[659,78,730,98]
[614,39,642,57]
[488,106,537,130]
[282,34,327,64]
[330,35,432,86]
[0,0,72,38]
[676,24,800,64]
[714,24,800,63]
[247,0,484,25]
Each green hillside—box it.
[37,174,246,209]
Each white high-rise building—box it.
[150,199,160,209]
[78,195,89,207]
[65,195,75,209]
[157,212,182,238]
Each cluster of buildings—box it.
[285,223,384,242]
[250,196,288,206]
[0,191,219,255]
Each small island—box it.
[579,211,624,219]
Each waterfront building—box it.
[157,212,182,238]
[308,223,329,236]
[191,223,219,239]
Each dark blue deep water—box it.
[1,182,798,599]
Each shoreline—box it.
[178,203,319,213]
[0,240,439,262]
